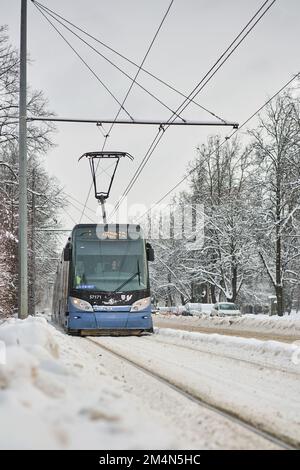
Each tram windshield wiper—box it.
[113,261,141,293]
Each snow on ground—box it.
[0,316,175,450]
[0,316,279,450]
[1,316,299,449]
[154,328,300,374]
[155,312,300,338]
[95,332,300,447]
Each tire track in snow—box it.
[86,337,297,450]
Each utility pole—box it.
[29,169,36,316]
[18,0,28,319]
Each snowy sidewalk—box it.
[0,317,173,449]
[154,313,300,342]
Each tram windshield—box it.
[72,232,148,292]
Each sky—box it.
[2,0,300,237]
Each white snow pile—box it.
[155,327,300,374]
[157,313,300,338]
[0,316,173,450]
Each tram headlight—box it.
[70,297,93,312]
[130,297,150,312]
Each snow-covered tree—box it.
[179,136,258,303]
[149,136,259,305]
[249,91,300,315]
[150,89,300,314]
[0,25,63,318]
[0,25,54,152]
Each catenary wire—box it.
[33,2,134,120]
[137,72,300,222]
[78,0,176,223]
[31,0,226,123]
[109,0,277,219]
[32,1,188,123]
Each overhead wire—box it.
[109,0,277,219]
[32,0,278,224]
[31,0,233,123]
[33,2,134,120]
[112,0,278,218]
[64,192,95,215]
[136,72,300,222]
[105,0,176,137]
[64,197,95,223]
[33,1,186,122]
[77,0,176,223]
[32,0,240,223]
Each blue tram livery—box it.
[52,223,154,335]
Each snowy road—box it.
[88,330,300,448]
[1,317,299,449]
[81,336,279,450]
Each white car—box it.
[182,303,202,316]
[210,302,241,317]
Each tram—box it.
[52,223,154,335]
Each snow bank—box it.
[156,312,300,338]
[0,317,173,449]
[155,327,300,374]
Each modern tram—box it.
[52,223,155,335]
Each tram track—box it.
[86,337,297,450]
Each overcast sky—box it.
[2,0,300,235]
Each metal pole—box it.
[27,116,239,128]
[18,0,28,319]
[99,196,107,224]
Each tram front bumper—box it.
[67,310,153,332]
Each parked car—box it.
[156,306,180,315]
[182,303,202,316]
[199,303,214,316]
[210,302,241,317]
[168,306,180,315]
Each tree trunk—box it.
[167,273,173,306]
[231,265,238,302]
[190,280,195,302]
[275,285,284,317]
[210,284,216,304]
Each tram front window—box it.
[73,239,148,292]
